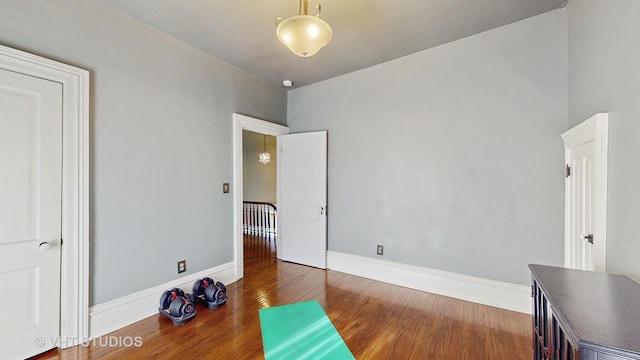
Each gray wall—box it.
[288,10,568,286]
[0,0,286,305]
[568,0,640,281]
[243,132,277,204]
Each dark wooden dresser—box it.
[529,264,640,360]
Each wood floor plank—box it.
[33,234,531,359]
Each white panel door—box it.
[278,131,327,269]
[562,114,608,273]
[0,68,63,359]
[565,141,597,271]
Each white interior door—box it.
[565,141,596,271]
[562,113,608,272]
[278,131,327,269]
[0,68,63,359]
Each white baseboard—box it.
[89,254,531,338]
[89,262,236,338]
[327,251,531,314]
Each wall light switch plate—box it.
[223,183,230,193]
[177,260,187,273]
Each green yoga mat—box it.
[259,300,355,360]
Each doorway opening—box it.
[242,131,278,268]
[232,114,289,280]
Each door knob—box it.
[39,242,52,251]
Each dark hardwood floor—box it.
[34,234,532,359]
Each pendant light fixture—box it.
[258,135,271,165]
[276,0,332,57]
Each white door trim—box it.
[561,113,608,271]
[232,113,288,280]
[0,44,90,344]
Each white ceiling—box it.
[94,0,569,90]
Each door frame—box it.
[0,44,90,343]
[561,113,608,271]
[232,113,288,279]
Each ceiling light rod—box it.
[276,0,332,57]
[258,135,271,165]
[298,0,315,17]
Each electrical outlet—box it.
[177,260,187,273]
[377,245,384,256]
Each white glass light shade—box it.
[258,152,271,165]
[276,15,332,57]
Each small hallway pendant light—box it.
[258,135,271,165]
[276,0,332,57]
